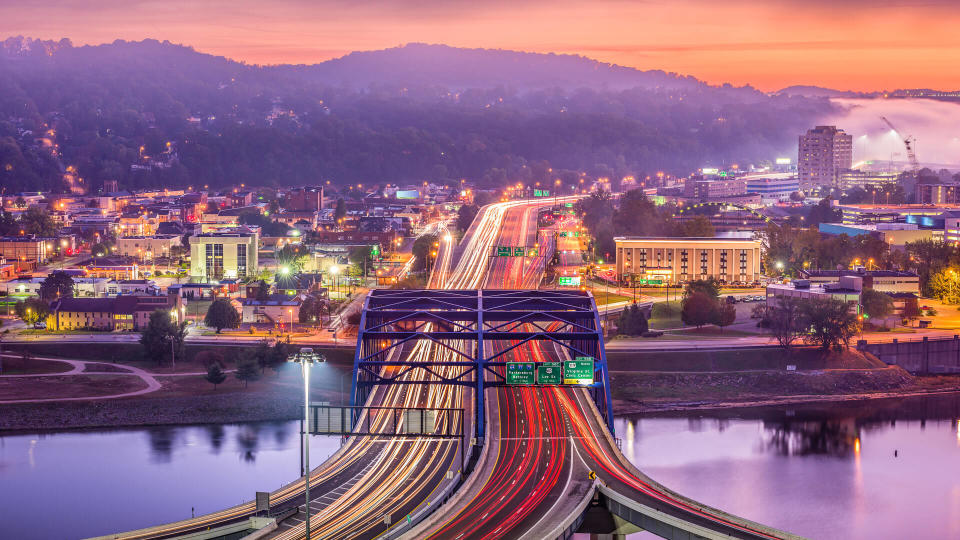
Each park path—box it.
[0,354,218,404]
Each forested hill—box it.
[272,43,708,92]
[0,37,837,193]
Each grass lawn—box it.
[21,329,116,336]
[591,290,635,306]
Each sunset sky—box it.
[4,0,960,91]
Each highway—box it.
[409,200,797,539]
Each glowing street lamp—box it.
[287,347,326,540]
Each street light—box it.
[330,265,339,299]
[288,347,325,540]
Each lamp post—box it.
[330,265,339,300]
[288,347,325,540]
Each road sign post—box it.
[505,362,535,384]
[563,357,594,385]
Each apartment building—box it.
[798,126,853,191]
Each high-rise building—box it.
[798,126,852,191]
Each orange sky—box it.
[4,0,960,91]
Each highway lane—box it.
[417,200,592,539]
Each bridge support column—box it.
[476,290,485,442]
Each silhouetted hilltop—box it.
[274,43,708,91]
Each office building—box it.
[0,236,53,264]
[46,295,177,331]
[614,234,762,285]
[115,235,182,259]
[798,269,919,295]
[744,173,799,201]
[798,126,853,191]
[766,277,862,310]
[917,183,960,205]
[189,230,259,280]
[684,176,746,200]
[838,170,899,192]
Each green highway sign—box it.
[559,231,581,238]
[563,357,594,385]
[558,276,581,286]
[534,189,550,197]
[635,279,663,285]
[506,362,535,385]
[527,247,538,256]
[564,202,573,208]
[537,362,562,385]
[496,246,512,257]
[514,247,525,257]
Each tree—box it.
[928,268,960,304]
[457,204,479,232]
[334,198,347,223]
[204,363,227,390]
[684,278,720,300]
[681,291,720,328]
[799,297,860,351]
[680,215,715,237]
[299,295,327,324]
[412,234,439,272]
[618,303,649,336]
[276,244,308,273]
[807,198,840,227]
[766,295,804,350]
[902,296,921,319]
[140,309,186,365]
[15,297,49,327]
[19,207,59,236]
[254,280,271,301]
[195,349,225,368]
[716,301,736,332]
[861,289,894,319]
[235,354,261,388]
[39,271,75,300]
[204,298,240,333]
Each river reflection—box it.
[0,421,339,540]
[616,393,960,540]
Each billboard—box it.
[396,190,420,199]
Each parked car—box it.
[726,295,737,304]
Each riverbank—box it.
[0,356,350,432]
[611,367,960,413]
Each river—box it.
[619,393,960,539]
[0,422,341,540]
[1,394,959,539]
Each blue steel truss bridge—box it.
[351,288,614,440]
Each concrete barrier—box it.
[858,335,960,374]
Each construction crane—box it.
[880,116,920,178]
